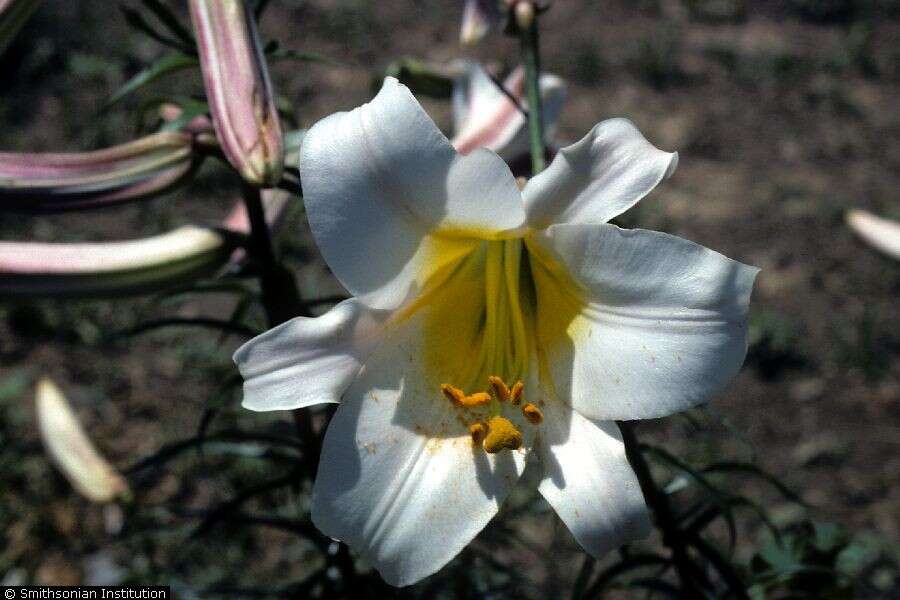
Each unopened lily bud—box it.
[0,225,234,298]
[36,378,130,503]
[460,0,503,45]
[189,0,284,187]
[514,1,535,31]
[0,132,197,211]
[0,0,42,55]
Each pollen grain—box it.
[483,416,523,453]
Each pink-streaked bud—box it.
[189,0,284,186]
[0,0,42,55]
[846,209,900,261]
[451,62,566,161]
[0,132,197,212]
[460,0,503,45]
[36,378,130,503]
[0,225,234,298]
[159,102,214,135]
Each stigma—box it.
[441,375,542,453]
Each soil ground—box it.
[1,0,898,597]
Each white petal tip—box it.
[846,209,900,260]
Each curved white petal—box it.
[311,302,532,587]
[529,223,758,420]
[300,77,525,310]
[536,404,650,556]
[233,299,387,411]
[846,209,900,261]
[523,119,678,228]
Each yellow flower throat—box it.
[404,236,550,453]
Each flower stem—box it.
[618,421,713,596]
[241,182,305,326]
[240,182,317,447]
[518,4,546,176]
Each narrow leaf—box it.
[108,53,199,106]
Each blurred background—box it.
[0,0,897,596]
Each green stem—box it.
[519,9,546,175]
[241,182,306,326]
[241,182,316,449]
[241,181,355,585]
[618,421,712,596]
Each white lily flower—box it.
[234,78,758,586]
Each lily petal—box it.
[537,404,650,556]
[234,298,386,411]
[523,119,677,228]
[300,77,525,310]
[311,308,531,586]
[845,209,900,261]
[529,223,758,420]
[36,378,130,503]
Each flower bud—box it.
[189,0,284,186]
[0,225,235,298]
[460,0,503,45]
[514,1,535,31]
[0,0,42,55]
[36,378,130,503]
[451,62,566,162]
[0,132,197,211]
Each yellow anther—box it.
[441,384,466,405]
[488,375,510,402]
[510,381,524,405]
[441,384,491,408]
[468,422,488,446]
[522,403,544,425]
[459,392,491,407]
[483,416,523,454]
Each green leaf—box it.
[812,522,848,553]
[382,57,455,98]
[585,554,671,596]
[0,370,33,403]
[115,317,258,339]
[267,47,345,67]
[140,0,195,48]
[119,5,194,54]
[702,461,807,506]
[108,53,199,106]
[642,444,739,550]
[835,535,882,578]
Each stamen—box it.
[510,381,524,405]
[441,384,491,408]
[522,403,544,425]
[483,416,523,453]
[459,392,491,407]
[440,384,465,405]
[488,375,510,402]
[468,422,488,446]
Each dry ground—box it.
[1,0,898,596]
